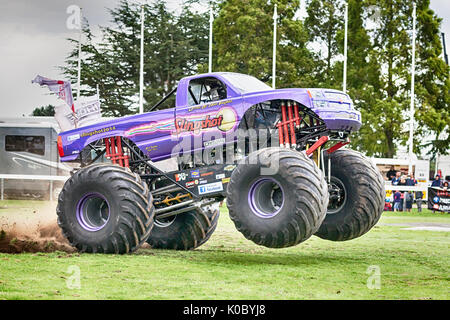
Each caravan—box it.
[0,117,71,199]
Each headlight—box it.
[308,89,326,99]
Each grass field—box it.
[0,200,449,300]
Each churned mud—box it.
[0,203,75,253]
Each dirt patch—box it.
[0,203,75,253]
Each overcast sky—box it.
[0,0,448,118]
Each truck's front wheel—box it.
[315,149,385,241]
[227,148,329,248]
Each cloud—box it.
[0,0,119,117]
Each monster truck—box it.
[56,72,384,253]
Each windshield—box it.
[221,73,272,94]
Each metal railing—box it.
[0,174,69,201]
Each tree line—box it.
[56,0,448,158]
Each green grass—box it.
[0,201,449,300]
[0,200,50,215]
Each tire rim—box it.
[248,178,284,218]
[154,215,177,228]
[76,193,110,231]
[327,176,347,215]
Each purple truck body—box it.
[58,72,361,162]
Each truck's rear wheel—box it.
[57,163,154,254]
[146,202,220,250]
[315,149,384,241]
[226,148,328,248]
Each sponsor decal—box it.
[185,181,196,188]
[125,107,236,137]
[201,171,213,177]
[175,173,187,182]
[428,187,450,212]
[67,133,80,142]
[145,145,158,152]
[190,170,200,178]
[198,179,208,185]
[188,100,233,112]
[216,173,225,180]
[198,182,224,195]
[222,177,230,184]
[175,115,223,135]
[175,107,237,135]
[224,165,236,171]
[81,126,116,138]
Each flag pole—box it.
[139,4,145,114]
[408,2,416,176]
[343,2,348,93]
[209,6,213,73]
[442,33,448,65]
[76,7,82,101]
[272,4,277,89]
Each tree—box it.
[213,0,316,88]
[61,0,210,116]
[31,105,55,116]
[413,0,450,156]
[327,0,449,158]
[358,0,450,157]
[304,0,344,86]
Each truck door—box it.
[174,76,238,160]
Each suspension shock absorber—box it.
[104,136,130,168]
[293,102,301,129]
[287,101,296,148]
[277,121,284,147]
[281,101,290,148]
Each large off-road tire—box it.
[57,163,154,254]
[315,149,384,241]
[146,202,220,250]
[227,148,329,248]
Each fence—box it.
[384,183,428,193]
[384,182,429,211]
[0,174,69,201]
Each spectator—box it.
[399,191,405,211]
[431,175,442,187]
[391,171,402,185]
[384,199,392,212]
[386,166,397,180]
[406,174,417,186]
[393,190,402,212]
[399,175,407,186]
[443,181,449,190]
[405,191,413,212]
[415,190,424,212]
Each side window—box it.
[5,135,45,156]
[188,77,227,106]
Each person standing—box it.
[392,171,402,185]
[405,191,413,212]
[386,166,397,180]
[415,190,424,212]
[398,175,407,211]
[431,175,442,187]
[393,190,402,212]
[406,174,417,186]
